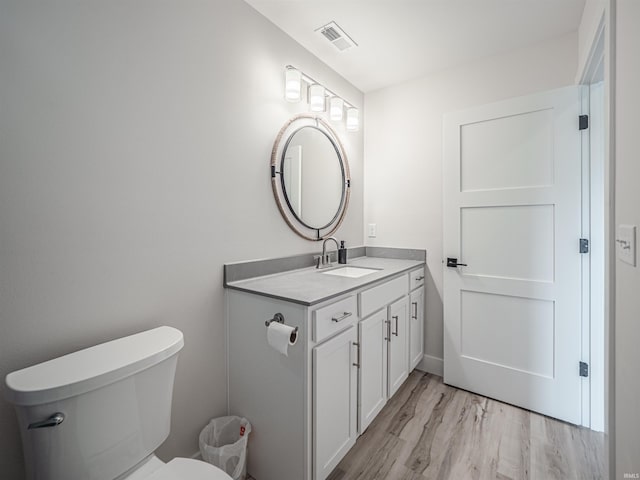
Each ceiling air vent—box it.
[316,21,358,51]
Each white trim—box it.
[416,354,443,377]
[577,7,606,84]
[580,85,591,429]
[225,289,230,416]
[589,81,606,432]
[604,3,615,476]
[577,7,608,434]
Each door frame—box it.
[576,3,609,435]
[580,85,592,429]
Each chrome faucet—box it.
[315,237,340,269]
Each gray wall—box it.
[615,0,640,476]
[0,1,363,478]
[363,33,578,373]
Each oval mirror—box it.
[271,115,351,241]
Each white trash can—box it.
[199,416,252,480]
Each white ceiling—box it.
[244,0,586,93]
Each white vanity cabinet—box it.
[357,308,387,432]
[227,264,425,480]
[357,292,409,432]
[356,274,413,429]
[409,267,425,370]
[387,296,410,397]
[313,326,358,480]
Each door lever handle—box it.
[447,257,468,268]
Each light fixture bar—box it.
[285,65,355,109]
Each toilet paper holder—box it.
[265,313,298,343]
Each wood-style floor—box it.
[328,371,605,480]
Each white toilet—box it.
[5,326,233,480]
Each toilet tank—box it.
[5,326,184,480]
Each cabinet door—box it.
[388,297,409,397]
[313,326,358,480]
[358,310,387,433]
[409,288,425,371]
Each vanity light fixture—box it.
[346,107,359,131]
[284,65,358,132]
[285,68,302,102]
[309,84,326,112]
[329,97,344,121]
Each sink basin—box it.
[320,266,381,278]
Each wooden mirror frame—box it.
[270,114,351,241]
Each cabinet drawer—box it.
[313,295,357,343]
[409,267,425,291]
[359,275,408,318]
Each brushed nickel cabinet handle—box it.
[412,302,418,319]
[392,315,399,336]
[332,312,352,323]
[352,342,361,368]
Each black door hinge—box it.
[580,238,589,254]
[579,361,589,377]
[579,115,589,130]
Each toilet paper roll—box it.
[267,322,297,356]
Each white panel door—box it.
[409,288,425,371]
[443,86,585,425]
[358,310,388,433]
[313,326,358,480]
[387,297,409,397]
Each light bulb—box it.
[346,107,359,131]
[309,84,326,112]
[285,68,302,102]
[330,97,344,121]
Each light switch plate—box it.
[616,224,636,266]
[367,223,377,238]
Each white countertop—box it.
[225,256,425,306]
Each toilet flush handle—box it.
[28,412,65,429]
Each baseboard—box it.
[416,354,443,377]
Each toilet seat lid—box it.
[146,458,233,480]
